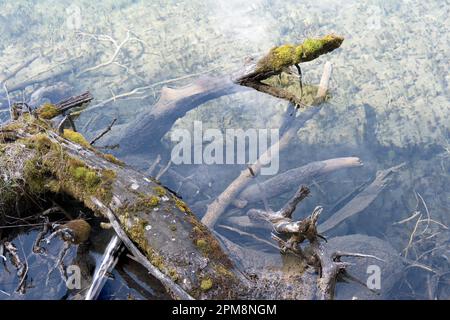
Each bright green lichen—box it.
[124,194,160,214]
[145,195,160,207]
[71,166,101,188]
[168,268,179,282]
[174,198,189,213]
[196,239,209,255]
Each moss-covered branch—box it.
[235,34,343,106]
[255,34,344,73]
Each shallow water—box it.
[0,0,449,299]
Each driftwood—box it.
[235,35,343,107]
[201,61,335,229]
[115,76,248,155]
[0,35,380,300]
[234,157,363,208]
[244,185,382,299]
[318,163,406,234]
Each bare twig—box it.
[279,185,310,218]
[83,67,220,113]
[79,30,135,75]
[33,216,50,254]
[3,83,13,120]
[217,224,279,250]
[393,211,421,225]
[4,241,27,294]
[155,159,171,180]
[403,214,422,259]
[314,61,332,103]
[416,192,431,234]
[89,118,117,145]
[147,154,162,176]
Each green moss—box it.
[302,38,323,55]
[0,179,16,210]
[22,133,116,205]
[270,44,296,70]
[200,278,213,291]
[26,134,54,153]
[63,129,92,149]
[36,103,60,120]
[256,34,344,73]
[23,158,51,194]
[214,264,234,278]
[124,194,160,214]
[71,166,101,188]
[146,195,160,207]
[102,153,125,166]
[151,254,165,270]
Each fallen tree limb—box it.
[235,157,363,208]
[89,118,117,145]
[114,76,248,155]
[201,61,335,228]
[201,105,322,228]
[245,185,381,299]
[318,162,406,234]
[35,91,94,120]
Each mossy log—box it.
[0,112,245,299]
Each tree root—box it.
[248,185,382,299]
